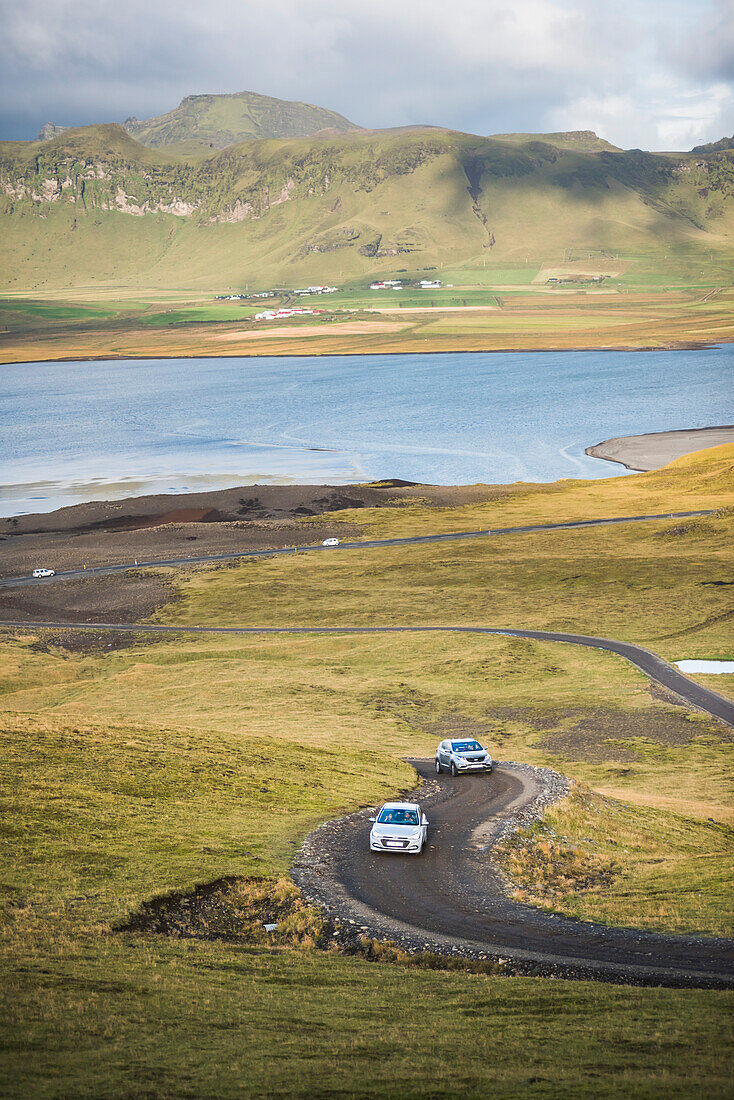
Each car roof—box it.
[379,801,419,811]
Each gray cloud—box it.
[0,0,731,148]
[671,0,734,82]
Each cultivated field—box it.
[2,275,734,364]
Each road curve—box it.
[2,620,731,983]
[293,761,734,988]
[0,509,714,588]
[2,621,732,727]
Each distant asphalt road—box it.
[0,509,716,589]
[1,622,732,727]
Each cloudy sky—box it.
[2,0,733,149]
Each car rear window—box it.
[377,808,419,825]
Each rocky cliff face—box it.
[0,125,452,223]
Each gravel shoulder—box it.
[292,760,734,988]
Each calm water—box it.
[1,347,732,516]
[676,661,734,674]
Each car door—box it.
[439,740,450,766]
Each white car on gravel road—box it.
[369,802,429,854]
[32,568,55,578]
[436,738,493,776]
[322,537,339,547]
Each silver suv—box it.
[435,738,493,777]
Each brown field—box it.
[214,320,411,340]
[366,304,500,314]
[532,263,629,283]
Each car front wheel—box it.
[450,761,458,777]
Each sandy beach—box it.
[586,426,734,471]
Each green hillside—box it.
[1,121,733,291]
[492,129,621,152]
[123,90,360,151]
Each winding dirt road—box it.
[293,761,734,988]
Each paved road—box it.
[294,761,734,988]
[2,621,732,726]
[0,509,714,588]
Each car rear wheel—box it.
[450,761,458,777]
[435,758,441,773]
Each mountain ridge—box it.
[2,116,733,291]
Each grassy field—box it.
[1,447,733,1095]
[4,940,731,1098]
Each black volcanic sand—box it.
[0,481,513,625]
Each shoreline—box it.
[585,426,734,472]
[0,339,724,368]
[2,419,728,536]
[2,426,730,528]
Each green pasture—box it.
[140,303,260,325]
[0,299,121,324]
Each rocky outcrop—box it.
[35,122,69,142]
[105,187,199,217]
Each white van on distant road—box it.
[32,568,55,578]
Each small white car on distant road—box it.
[322,537,339,547]
[32,568,55,578]
[436,739,493,776]
[369,802,428,854]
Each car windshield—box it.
[451,740,483,753]
[377,808,419,826]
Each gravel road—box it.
[293,760,734,988]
